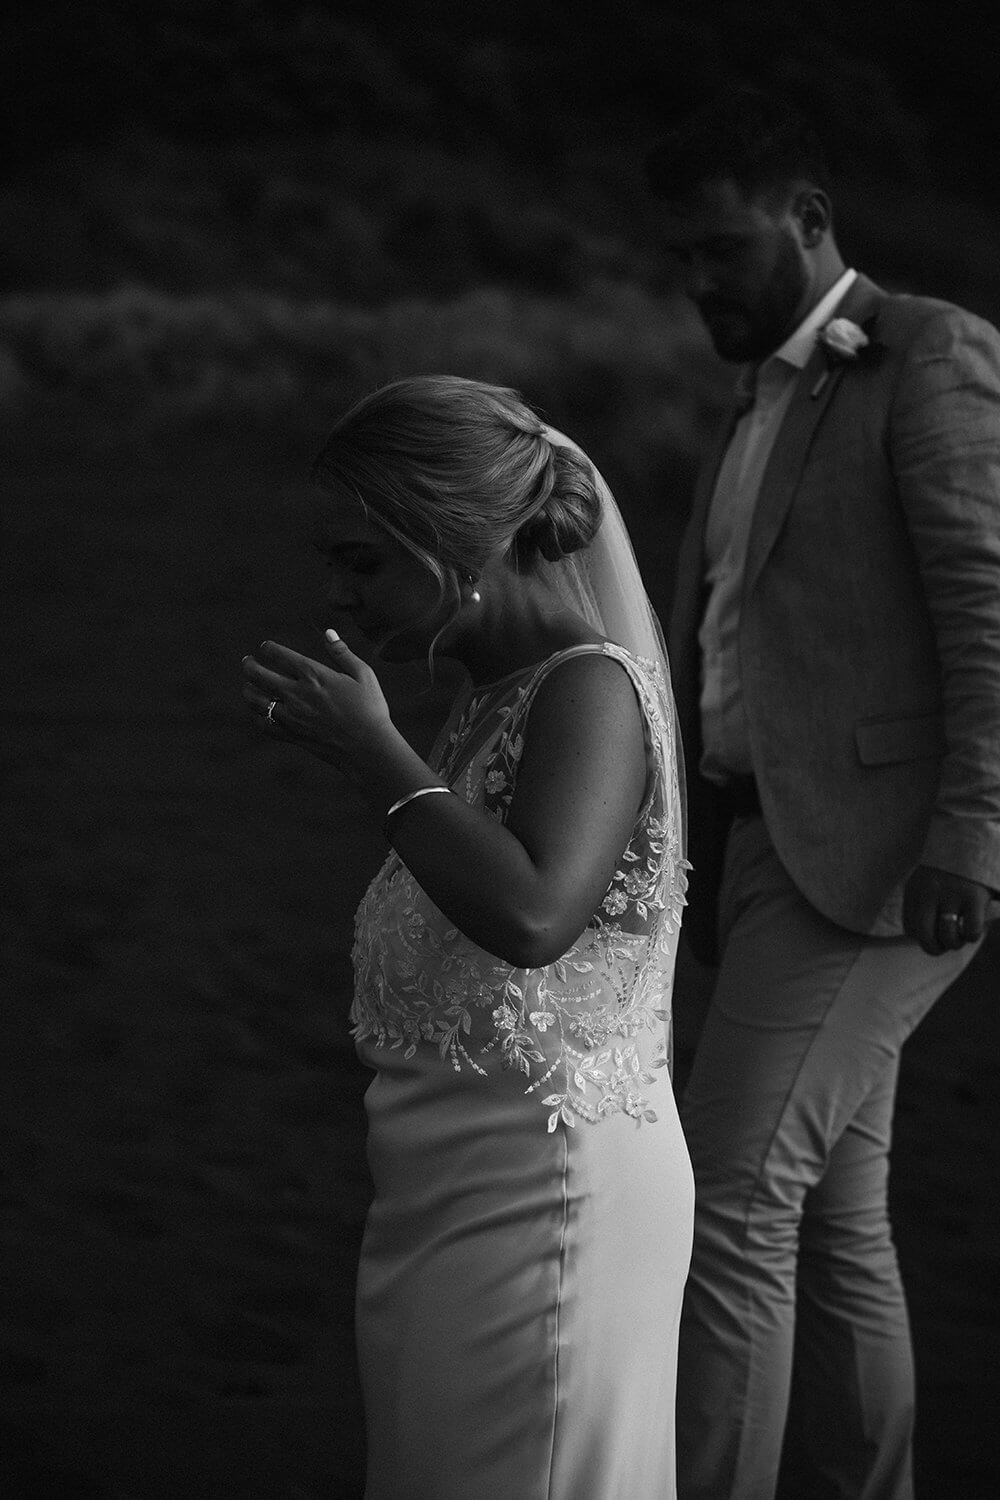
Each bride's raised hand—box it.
[242,629,394,769]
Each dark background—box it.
[3,3,999,1495]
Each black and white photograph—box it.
[3,3,999,1497]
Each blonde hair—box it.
[311,375,601,665]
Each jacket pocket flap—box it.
[855,713,945,766]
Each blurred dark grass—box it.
[3,2,1000,1494]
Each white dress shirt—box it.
[699,268,859,784]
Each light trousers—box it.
[676,816,978,1500]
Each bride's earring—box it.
[466,574,481,605]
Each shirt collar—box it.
[768,268,858,372]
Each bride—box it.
[242,375,694,1499]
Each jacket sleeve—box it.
[889,306,1000,890]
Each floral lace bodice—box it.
[350,644,689,1129]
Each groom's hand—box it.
[902,864,991,955]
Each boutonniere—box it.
[810,317,880,398]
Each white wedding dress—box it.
[351,641,694,1499]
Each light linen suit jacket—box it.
[669,274,1000,963]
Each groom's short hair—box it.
[645,88,831,202]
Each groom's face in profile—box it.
[660,177,813,363]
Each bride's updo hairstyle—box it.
[311,376,601,652]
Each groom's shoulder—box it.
[873,286,1000,350]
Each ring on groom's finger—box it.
[266,699,280,726]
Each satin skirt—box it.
[356,1044,694,1500]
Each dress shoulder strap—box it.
[481,642,671,823]
[515,641,624,709]
[512,642,661,744]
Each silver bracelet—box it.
[383,784,451,833]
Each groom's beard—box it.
[698,234,808,363]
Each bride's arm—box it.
[244,637,647,967]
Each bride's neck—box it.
[442,573,600,687]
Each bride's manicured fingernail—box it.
[325,629,340,642]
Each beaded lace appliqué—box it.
[350,645,689,1129]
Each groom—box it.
[647,91,1000,1499]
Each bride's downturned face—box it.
[315,497,453,662]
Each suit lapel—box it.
[743,275,886,598]
[672,413,738,634]
[670,411,738,720]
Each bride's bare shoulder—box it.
[507,648,648,830]
[524,648,645,750]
